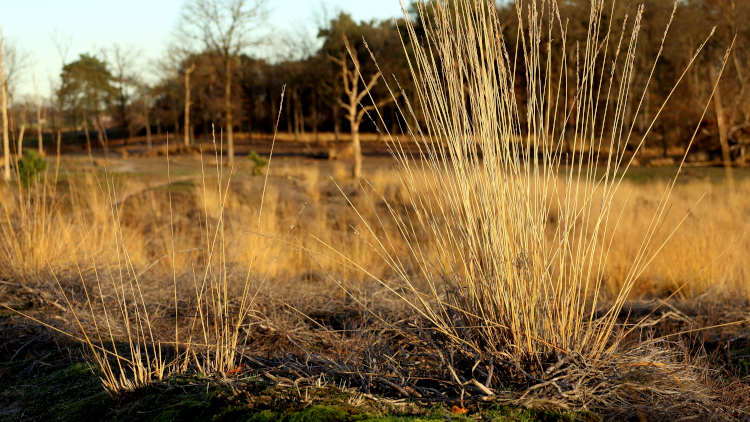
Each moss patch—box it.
[1,360,595,422]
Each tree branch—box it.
[355,71,382,104]
[357,96,396,124]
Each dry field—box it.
[3,156,749,300]
[1,154,749,420]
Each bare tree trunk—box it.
[333,106,340,143]
[286,95,292,134]
[246,103,253,141]
[95,119,104,148]
[96,114,109,158]
[127,124,134,146]
[55,128,61,180]
[713,69,734,189]
[82,113,92,157]
[312,91,319,143]
[351,120,362,179]
[17,124,25,156]
[145,104,152,150]
[55,88,64,165]
[225,58,234,166]
[292,91,299,141]
[35,83,44,156]
[0,36,9,182]
[184,63,195,147]
[8,114,14,153]
[330,38,392,180]
[737,144,746,166]
[173,107,180,137]
[17,103,27,156]
[298,98,306,139]
[293,92,303,141]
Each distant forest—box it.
[4,0,750,162]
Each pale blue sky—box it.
[1,0,405,98]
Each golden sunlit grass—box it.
[607,179,750,299]
[0,173,146,279]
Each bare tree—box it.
[330,37,394,179]
[1,32,10,182]
[184,62,196,147]
[34,75,44,155]
[51,29,72,174]
[108,44,140,144]
[136,82,154,149]
[179,0,267,166]
[0,35,30,107]
[16,101,27,156]
[0,30,30,180]
[711,65,734,188]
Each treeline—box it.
[8,0,750,163]
[43,8,411,156]
[150,13,408,140]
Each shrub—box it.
[17,150,48,187]
[248,150,268,176]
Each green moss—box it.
[359,418,442,422]
[242,405,448,422]
[484,405,600,422]
[28,363,110,421]
[2,357,599,422]
[151,397,213,422]
[245,409,281,422]
[286,405,349,422]
[360,415,439,421]
[212,406,261,421]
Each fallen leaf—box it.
[450,405,469,415]
[226,363,247,376]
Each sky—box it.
[0,0,405,98]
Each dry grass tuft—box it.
[329,0,728,376]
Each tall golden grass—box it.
[328,0,730,365]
